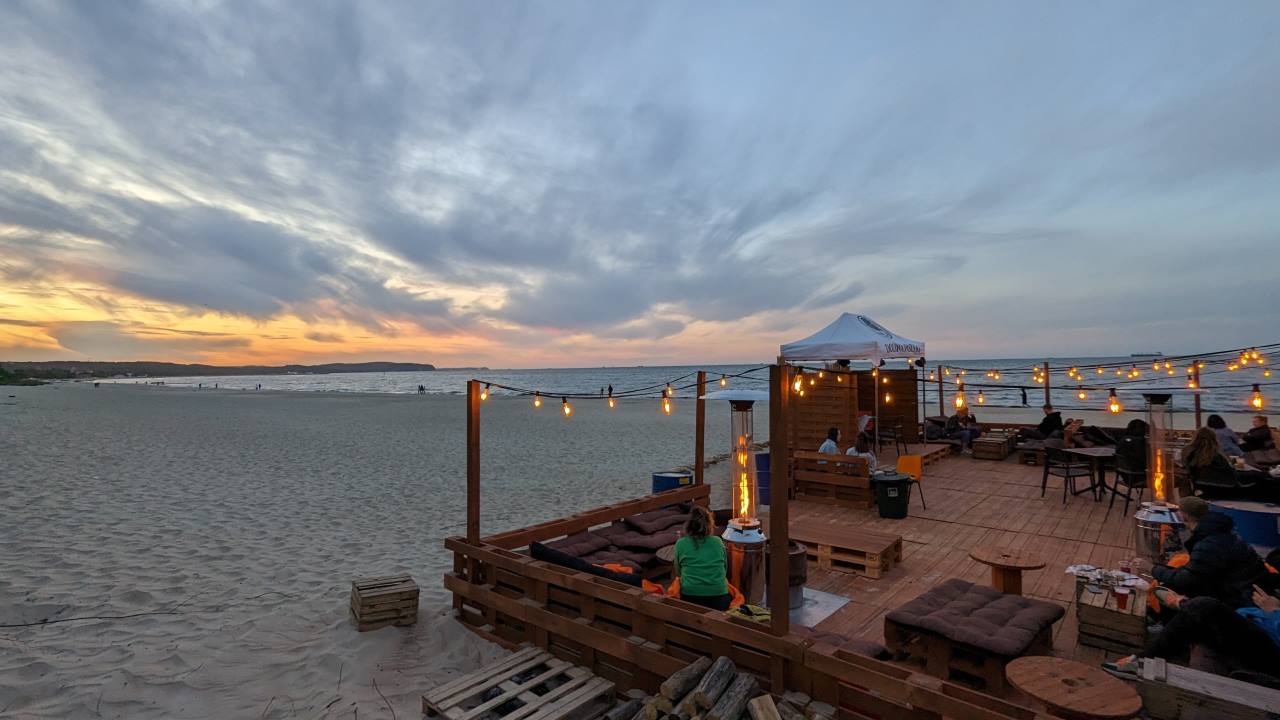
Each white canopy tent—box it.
[779,313,924,363]
[779,313,927,446]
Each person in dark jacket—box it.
[1018,404,1064,441]
[945,406,981,451]
[1153,497,1268,609]
[1242,415,1274,453]
[1114,419,1148,472]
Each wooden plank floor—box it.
[781,445,1140,668]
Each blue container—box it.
[652,471,693,494]
[1209,500,1280,551]
[755,452,771,506]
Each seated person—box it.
[1109,583,1280,682]
[1208,414,1246,457]
[1242,415,1274,453]
[1153,497,1268,609]
[673,506,731,611]
[1181,427,1240,491]
[1114,419,1148,472]
[845,432,877,471]
[818,426,840,455]
[945,406,981,452]
[1018,404,1064,441]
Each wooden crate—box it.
[422,646,615,720]
[789,524,903,579]
[1134,657,1280,720]
[351,574,419,631]
[919,444,952,467]
[971,438,1010,461]
[1076,582,1147,654]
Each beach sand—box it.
[0,384,731,719]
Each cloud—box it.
[47,321,251,361]
[1,2,1279,363]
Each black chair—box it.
[878,416,909,455]
[1042,446,1096,503]
[1107,453,1147,516]
[1186,462,1258,497]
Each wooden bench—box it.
[1133,657,1280,720]
[423,646,615,720]
[792,451,873,508]
[789,522,903,578]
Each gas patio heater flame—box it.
[730,409,759,527]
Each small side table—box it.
[1006,656,1141,719]
[970,546,1046,595]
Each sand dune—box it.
[0,384,729,719]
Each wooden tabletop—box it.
[1065,447,1116,458]
[969,546,1047,571]
[1006,656,1142,719]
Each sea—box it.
[99,356,1268,415]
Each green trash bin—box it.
[871,471,912,519]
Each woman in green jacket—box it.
[674,506,730,610]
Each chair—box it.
[896,455,926,509]
[1041,447,1095,503]
[878,416,909,455]
[1107,451,1147,516]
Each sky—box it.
[2,1,1279,368]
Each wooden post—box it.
[768,364,790,637]
[936,366,944,416]
[695,371,707,485]
[1193,365,1202,428]
[1043,361,1051,407]
[467,379,481,544]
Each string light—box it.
[792,372,804,393]
[1164,361,1172,370]
[928,372,936,381]
[954,381,966,409]
[992,371,1001,380]
[1251,385,1265,410]
[1076,387,1087,401]
[943,367,951,376]
[1187,378,1198,389]
[817,371,825,379]
[884,392,892,403]
[1152,361,1160,372]
[1108,389,1122,414]
[480,383,490,401]
[836,374,844,383]
[533,392,542,408]
[562,397,573,417]
[662,396,673,415]
[1096,367,1104,375]
[665,383,674,397]
[882,376,889,385]
[1265,369,1273,378]
[976,389,985,405]
[720,374,728,388]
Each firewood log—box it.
[746,696,782,720]
[706,674,758,720]
[660,657,712,701]
[605,698,645,720]
[775,702,805,720]
[693,657,737,709]
[643,697,663,720]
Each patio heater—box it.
[1134,393,1186,564]
[701,389,768,605]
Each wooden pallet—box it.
[1134,657,1280,720]
[351,574,418,631]
[789,524,903,579]
[422,647,615,720]
[919,444,952,467]
[1076,583,1147,655]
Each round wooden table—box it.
[1006,656,1141,719]
[969,546,1046,595]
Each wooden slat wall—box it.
[854,369,921,443]
[787,371,858,454]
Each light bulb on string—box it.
[1251,385,1265,410]
[993,371,1001,380]
[1152,361,1160,372]
[943,367,950,376]
[1164,361,1172,370]
[928,372,936,381]
[665,383,674,397]
[792,372,804,393]
[1265,369,1272,378]
[662,396,672,415]
[1167,368,1175,376]
[884,392,892,404]
[817,371,825,380]
[1108,389,1122,414]
[1197,360,1205,369]
[480,383,490,401]
[1187,378,1198,389]
[1096,367,1104,375]
[836,374,844,383]
[533,392,542,408]
[720,374,727,388]
[1228,363,1239,371]
[976,389,985,405]
[954,381,966,409]
[882,376,889,385]
[809,374,816,386]
[1077,387,1087,401]
[562,397,573,417]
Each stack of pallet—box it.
[423,647,616,720]
[627,657,830,720]
[350,574,418,631]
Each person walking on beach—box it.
[1020,387,1028,406]
[673,506,731,611]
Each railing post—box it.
[467,379,481,544]
[768,364,791,636]
[1043,361,1051,407]
[1193,364,1202,428]
[936,367,944,416]
[695,371,707,485]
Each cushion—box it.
[579,549,651,572]
[529,542,642,587]
[624,507,689,534]
[545,530,611,558]
[600,527,681,550]
[886,579,1064,657]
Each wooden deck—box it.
[781,444,1137,668]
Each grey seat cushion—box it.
[596,522,681,550]
[886,578,1064,657]
[545,530,611,557]
[623,507,689,534]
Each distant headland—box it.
[0,360,437,382]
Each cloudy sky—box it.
[2,1,1278,367]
